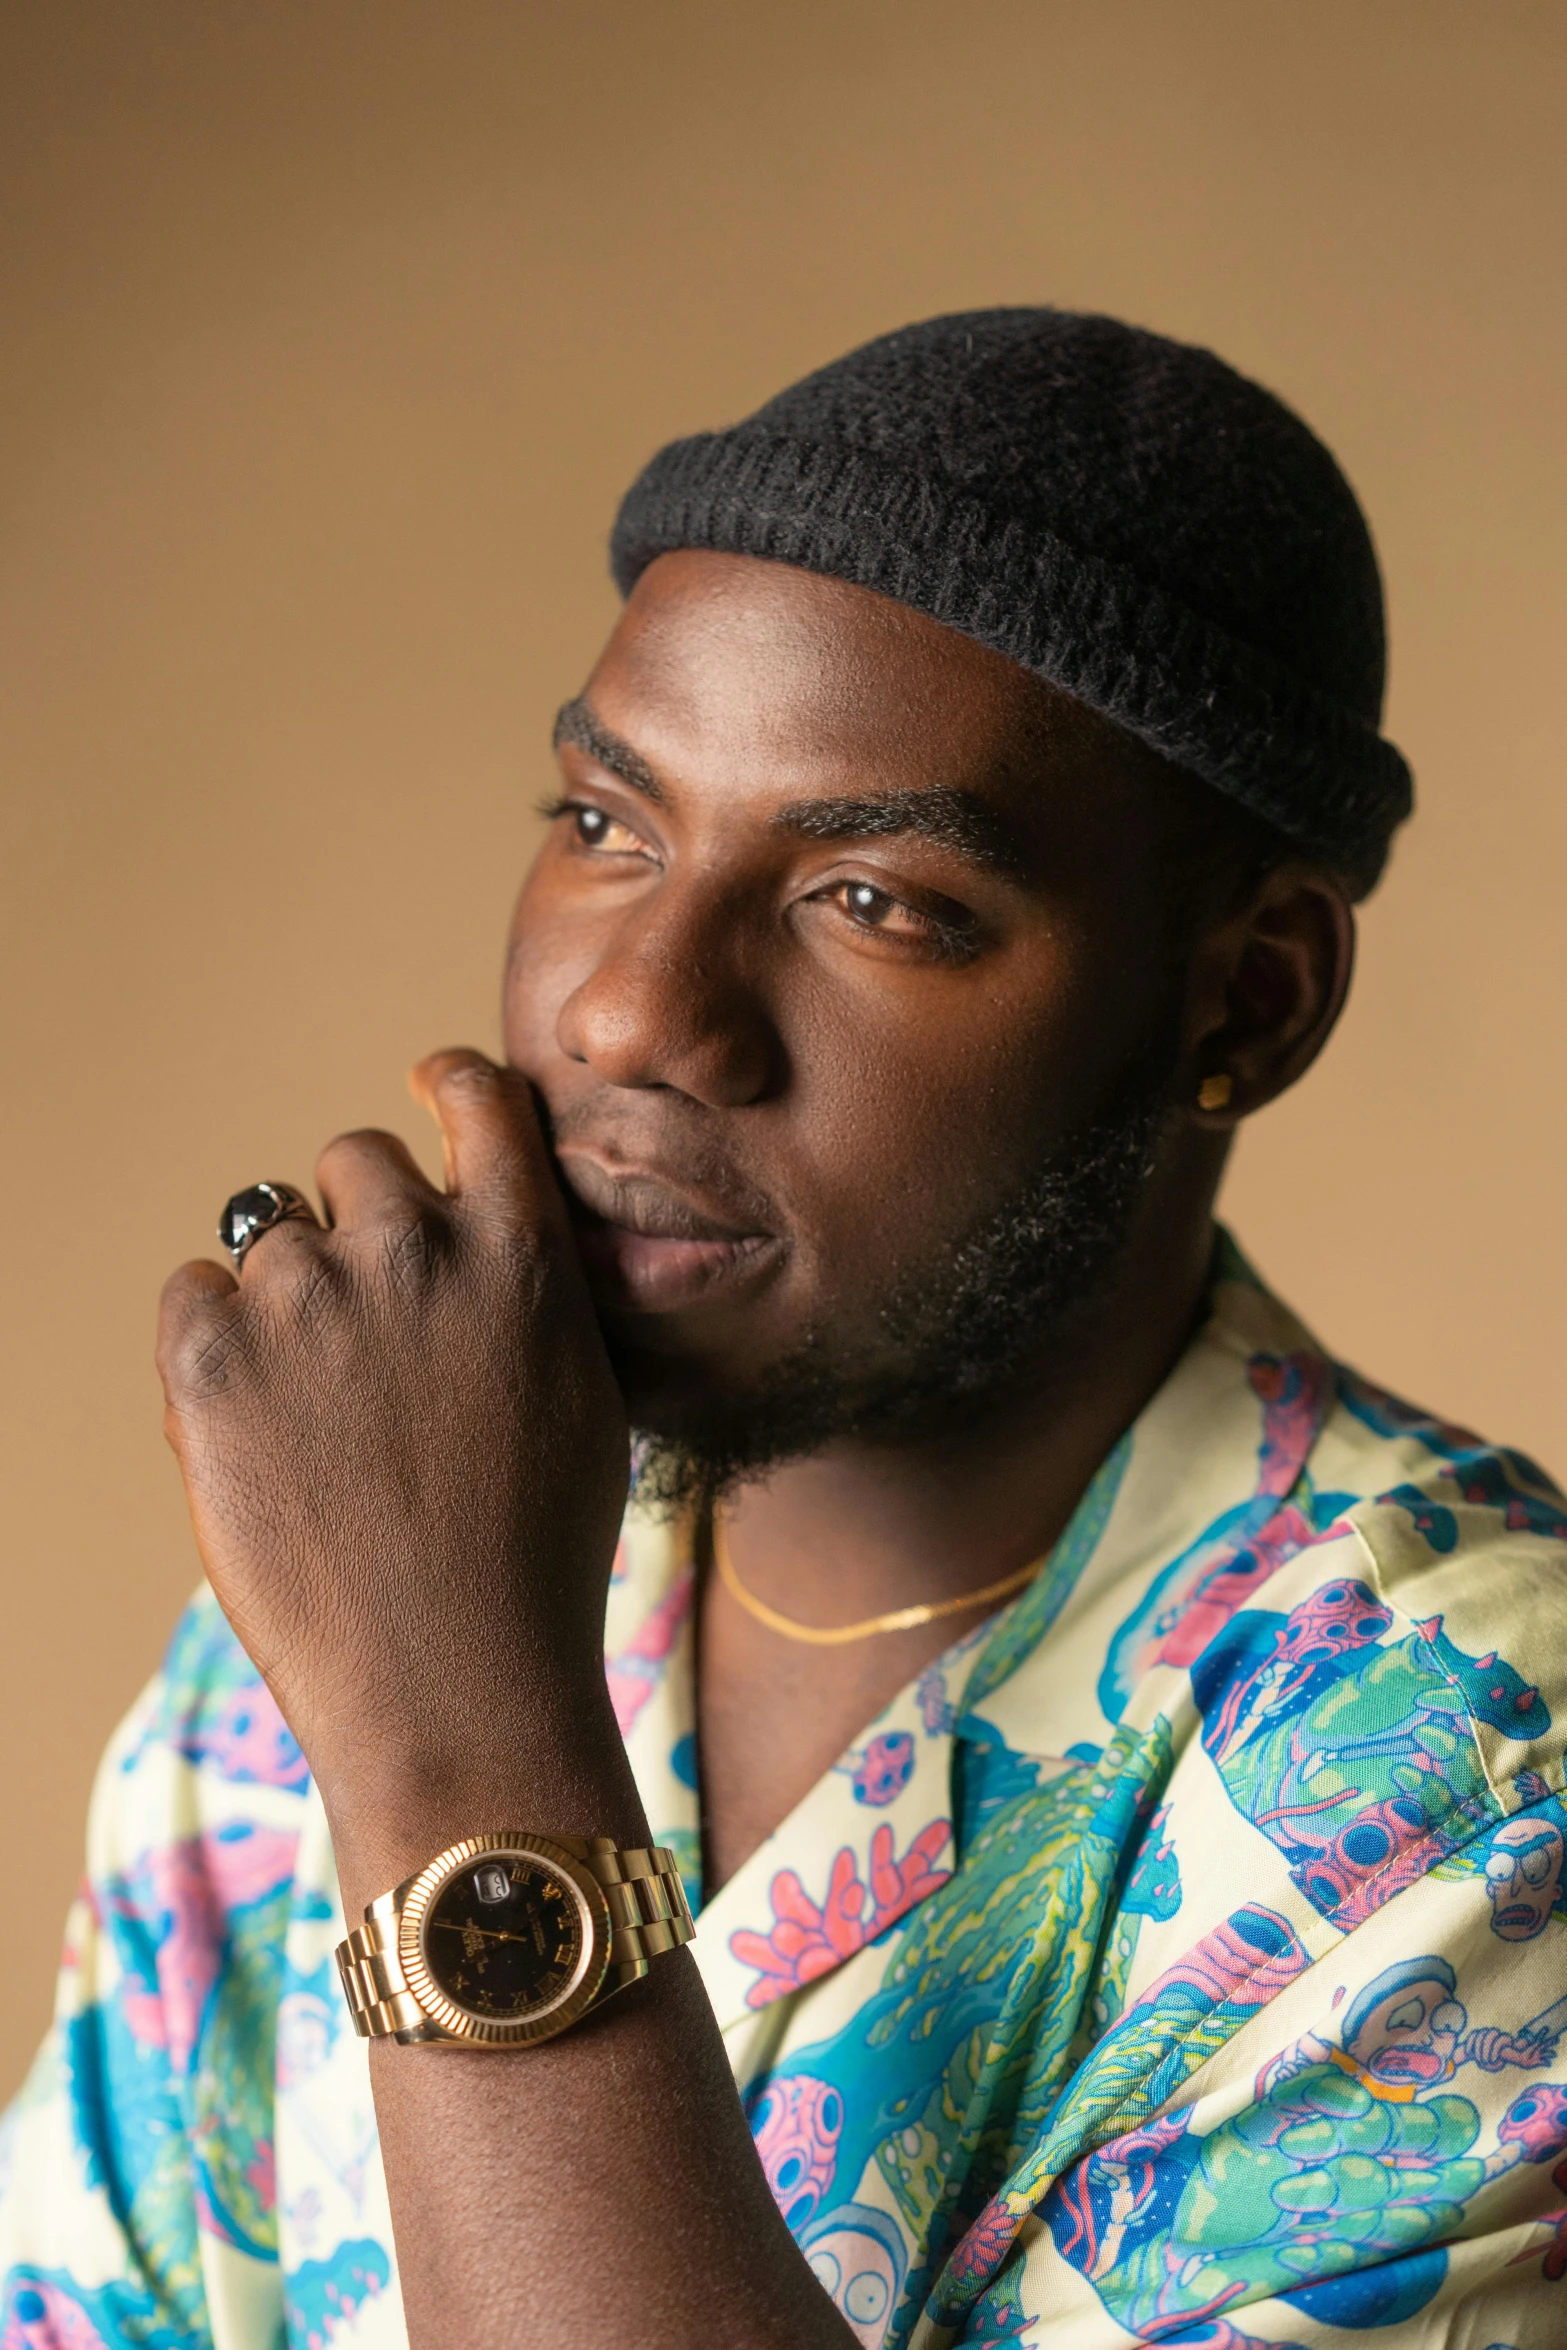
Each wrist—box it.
[318,1683,650,1917]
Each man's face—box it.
[1485,1819,1565,1941]
[504,552,1201,1477]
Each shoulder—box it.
[1187,1371,1567,1932]
[1313,1372,1567,1755]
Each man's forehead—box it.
[590,549,1099,796]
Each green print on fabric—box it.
[12,1261,1567,2350]
[749,1717,1179,2343]
[1044,1953,1567,2339]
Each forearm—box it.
[155,1057,857,2346]
[326,1698,856,2350]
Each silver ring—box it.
[218,1181,317,1268]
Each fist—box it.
[156,1052,631,1812]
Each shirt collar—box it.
[604,1233,1333,2033]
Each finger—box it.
[156,1257,239,1395]
[217,1179,324,1283]
[409,1049,568,1229]
[316,1127,442,1235]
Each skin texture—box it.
[157,549,1357,2349]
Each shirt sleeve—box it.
[0,1590,307,2350]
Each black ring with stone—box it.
[218,1181,317,1268]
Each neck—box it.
[722,1205,1218,1622]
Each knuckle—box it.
[377,1209,454,1294]
[243,1218,321,1283]
[161,1305,242,1403]
[484,1214,566,1302]
[316,1126,400,1175]
[438,1056,500,1100]
[282,1251,343,1339]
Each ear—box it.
[1182,866,1356,1127]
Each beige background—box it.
[2,0,1564,2101]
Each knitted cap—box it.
[611,309,1412,875]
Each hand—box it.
[156,1051,632,1837]
[1465,2026,1553,2073]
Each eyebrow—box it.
[551,701,1029,881]
[771,788,1029,881]
[552,697,663,801]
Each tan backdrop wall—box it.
[2,0,1563,2100]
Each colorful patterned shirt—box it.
[7,1237,1567,2349]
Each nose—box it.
[554,878,781,1108]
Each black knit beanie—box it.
[611,308,1412,878]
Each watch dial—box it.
[423,1854,586,2023]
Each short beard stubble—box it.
[620,1030,1181,1514]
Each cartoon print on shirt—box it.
[1191,1578,1549,1928]
[838,1733,917,1808]
[10,1260,1567,2350]
[1434,1794,1567,1943]
[1098,1352,1338,1719]
[1259,1954,1561,2097]
[729,1821,953,2009]
[746,1718,1187,2334]
[1483,1817,1565,1941]
[1044,1954,1567,2339]
[798,2203,908,2348]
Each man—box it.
[4,308,1566,2349]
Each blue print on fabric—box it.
[1282,2245,1450,2328]
[2,2264,200,2347]
[285,2238,391,2348]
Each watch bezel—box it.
[397,1832,611,2047]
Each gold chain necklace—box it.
[711,1512,1041,1647]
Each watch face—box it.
[421,1851,589,2026]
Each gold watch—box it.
[334,1831,695,2048]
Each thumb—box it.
[409,1050,568,1231]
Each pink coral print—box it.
[604,1563,694,1737]
[730,1822,952,2008]
[943,2193,1025,2288]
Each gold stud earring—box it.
[1197,1073,1233,1112]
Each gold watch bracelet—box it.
[335,1834,694,2043]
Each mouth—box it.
[1495,1905,1540,1935]
[557,1152,783,1315]
[1371,2049,1442,2082]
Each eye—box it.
[1430,2002,1465,2037]
[819,877,975,959]
[842,881,912,930]
[538,796,654,860]
[1386,1997,1426,2032]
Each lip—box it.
[557,1151,783,1315]
[1372,2049,1442,2081]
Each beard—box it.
[619,1030,1180,1514]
